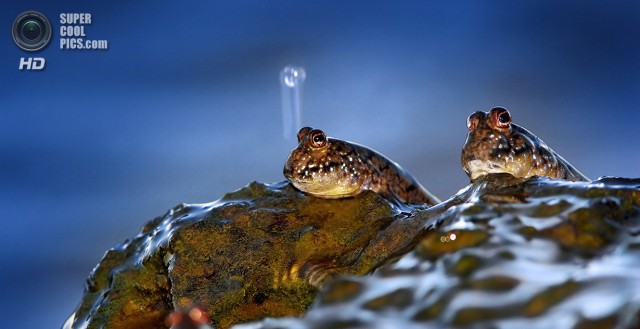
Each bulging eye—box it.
[498,111,510,124]
[309,129,327,148]
[490,107,511,128]
[466,111,484,131]
[297,127,312,143]
[467,117,477,131]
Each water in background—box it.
[0,1,638,328]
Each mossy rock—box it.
[235,175,640,329]
[64,181,426,329]
[64,176,640,329]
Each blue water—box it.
[0,1,638,328]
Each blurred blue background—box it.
[0,1,638,328]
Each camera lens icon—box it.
[12,11,52,52]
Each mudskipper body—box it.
[284,127,440,205]
[462,107,589,182]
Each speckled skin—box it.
[284,127,440,205]
[462,107,589,182]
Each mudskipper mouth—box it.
[289,177,362,198]
[466,160,507,180]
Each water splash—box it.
[280,66,306,140]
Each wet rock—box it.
[63,181,426,329]
[64,176,640,329]
[234,175,640,329]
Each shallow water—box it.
[63,175,640,328]
[235,176,640,329]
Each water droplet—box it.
[281,66,306,88]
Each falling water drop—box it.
[280,66,306,140]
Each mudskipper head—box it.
[284,127,364,198]
[462,107,536,180]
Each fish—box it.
[284,127,440,205]
[461,107,589,182]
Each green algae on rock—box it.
[63,181,430,329]
[234,175,640,329]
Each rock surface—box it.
[236,175,640,329]
[63,181,429,329]
[64,175,640,329]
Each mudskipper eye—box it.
[490,107,511,128]
[309,129,327,148]
[467,116,477,131]
[297,127,312,143]
[498,111,510,124]
[466,112,484,131]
